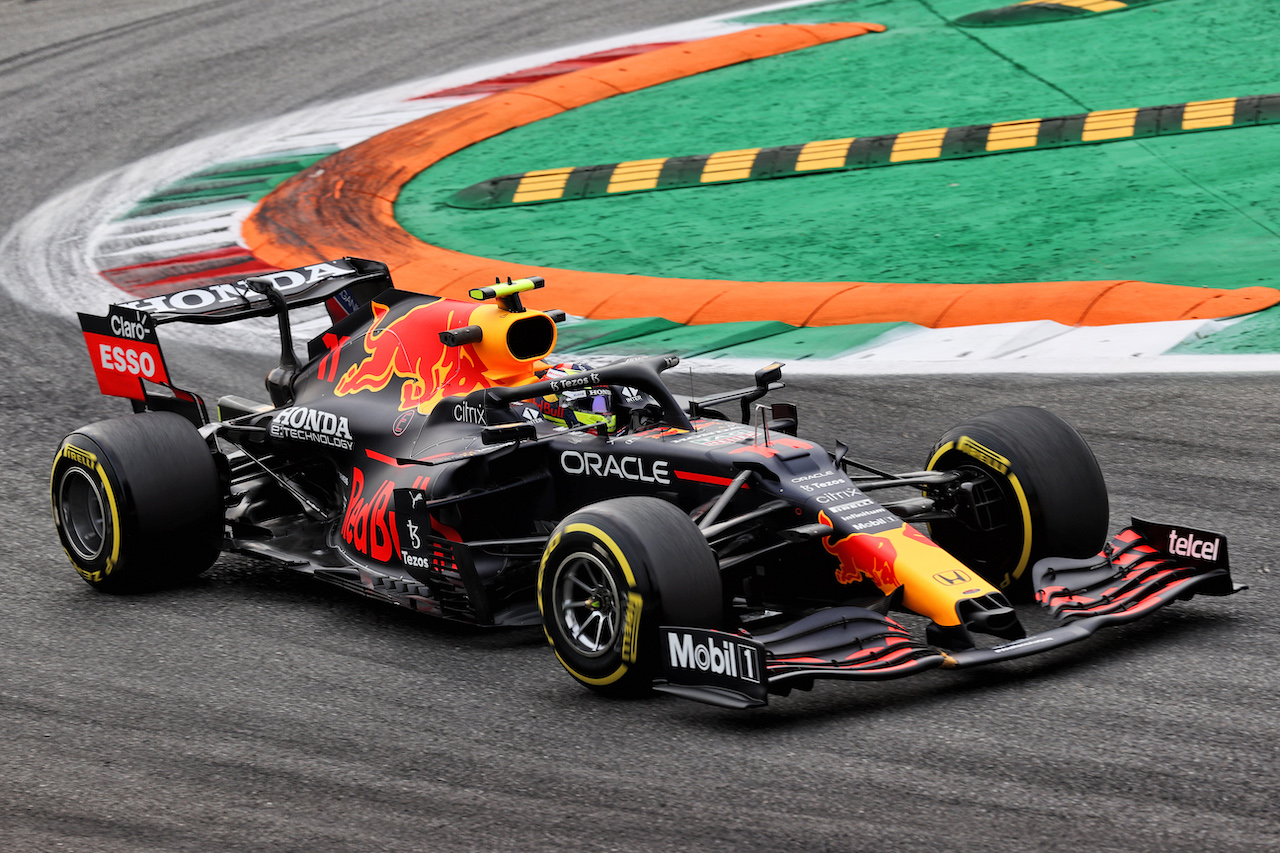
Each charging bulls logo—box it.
[819,514,945,589]
[335,300,491,413]
[821,524,900,589]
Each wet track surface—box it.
[1,3,1277,850]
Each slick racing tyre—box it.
[539,496,723,698]
[925,406,1108,602]
[51,412,224,593]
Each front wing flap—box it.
[655,520,1244,708]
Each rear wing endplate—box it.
[77,257,391,423]
[78,303,207,423]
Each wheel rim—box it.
[552,550,621,658]
[58,467,108,563]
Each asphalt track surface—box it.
[1,2,1277,851]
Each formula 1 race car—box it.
[52,258,1245,708]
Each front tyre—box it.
[51,412,224,593]
[538,497,722,698]
[926,406,1108,602]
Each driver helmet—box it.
[534,363,616,433]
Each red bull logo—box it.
[335,300,492,413]
[821,514,999,627]
[819,512,944,588]
[342,467,401,562]
[821,515,901,588]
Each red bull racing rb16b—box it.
[52,258,1245,708]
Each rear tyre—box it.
[925,406,1108,602]
[538,496,722,697]
[51,412,223,593]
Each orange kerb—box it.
[242,23,1279,328]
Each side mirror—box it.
[754,362,784,388]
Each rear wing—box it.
[78,257,392,423]
[116,257,391,325]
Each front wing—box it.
[654,519,1244,709]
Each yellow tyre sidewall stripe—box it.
[927,438,1034,587]
[538,521,644,687]
[51,442,123,582]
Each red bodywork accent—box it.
[365,448,408,468]
[82,332,171,401]
[429,514,462,544]
[674,470,749,487]
[317,333,350,383]
[729,436,814,459]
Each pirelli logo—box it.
[620,591,644,664]
[449,92,1280,209]
[957,436,1010,474]
[61,445,97,469]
